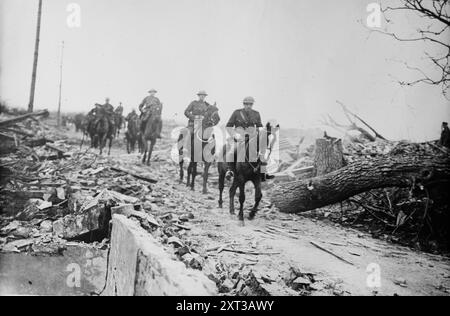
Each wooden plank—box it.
[0,127,34,137]
[110,166,158,184]
[0,110,49,128]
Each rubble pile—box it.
[0,113,157,253]
[303,140,450,253]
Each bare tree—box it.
[373,0,450,99]
[320,101,387,142]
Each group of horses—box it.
[74,111,123,155]
[177,110,278,222]
[74,108,278,222]
[74,109,160,162]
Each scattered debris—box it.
[309,241,354,266]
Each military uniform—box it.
[139,95,162,117]
[126,111,138,122]
[185,100,212,126]
[226,97,273,181]
[226,108,263,129]
[101,101,115,135]
[86,104,103,135]
[115,104,124,115]
[138,90,163,137]
[103,102,114,115]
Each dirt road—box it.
[101,146,449,296]
[66,126,450,296]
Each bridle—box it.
[193,116,215,143]
[234,131,270,173]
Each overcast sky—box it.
[0,0,449,141]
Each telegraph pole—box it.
[28,0,43,113]
[57,41,64,127]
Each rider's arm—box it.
[138,98,146,112]
[212,110,220,126]
[255,112,263,128]
[184,102,195,120]
[226,110,237,128]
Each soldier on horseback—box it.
[178,90,220,192]
[139,89,162,138]
[184,90,219,128]
[226,96,274,181]
[114,102,124,136]
[86,103,103,137]
[115,102,124,116]
[126,109,138,123]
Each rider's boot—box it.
[260,162,275,182]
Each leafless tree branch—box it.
[375,0,450,98]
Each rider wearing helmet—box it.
[184,91,217,127]
[226,96,274,181]
[139,89,163,138]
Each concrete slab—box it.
[104,214,216,296]
[0,245,107,296]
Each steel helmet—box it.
[197,90,208,96]
[243,96,255,104]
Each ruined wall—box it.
[103,214,216,296]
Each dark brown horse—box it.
[92,117,114,155]
[218,123,277,222]
[125,117,140,154]
[141,114,161,165]
[178,106,219,193]
[74,113,85,133]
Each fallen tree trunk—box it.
[0,110,49,128]
[270,153,450,213]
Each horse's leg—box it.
[229,180,238,215]
[142,138,147,163]
[186,162,192,187]
[218,166,225,208]
[146,139,154,165]
[202,162,210,194]
[249,178,262,220]
[238,181,246,222]
[145,140,152,165]
[126,133,130,154]
[190,162,197,191]
[177,133,185,183]
[108,137,112,156]
[179,160,184,184]
[100,135,106,155]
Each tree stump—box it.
[314,138,344,176]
